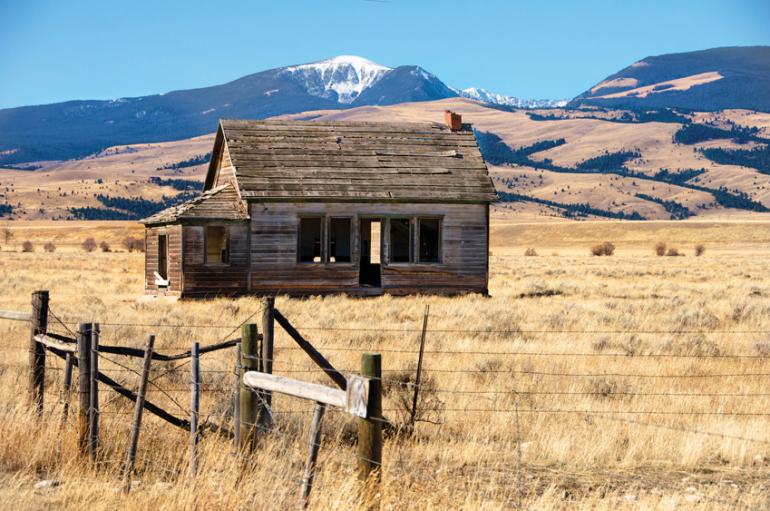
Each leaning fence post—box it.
[232,340,241,455]
[77,322,93,458]
[261,296,275,427]
[301,402,326,508]
[123,335,155,493]
[89,323,100,462]
[358,353,383,509]
[410,305,429,429]
[239,323,260,451]
[190,341,200,477]
[60,353,73,426]
[28,290,49,416]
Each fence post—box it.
[358,353,382,509]
[190,341,200,477]
[410,305,429,429]
[77,323,93,458]
[233,341,241,455]
[60,353,73,426]
[89,323,100,462]
[123,334,155,493]
[261,296,275,427]
[28,290,49,416]
[301,402,326,508]
[239,323,260,451]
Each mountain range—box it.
[1,46,769,167]
[570,46,770,112]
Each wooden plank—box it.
[273,309,347,390]
[123,335,155,494]
[35,334,77,352]
[243,371,347,410]
[0,309,32,321]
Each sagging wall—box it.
[144,225,183,295]
[181,223,250,297]
[248,202,489,295]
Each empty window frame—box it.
[328,217,352,263]
[157,234,169,281]
[389,218,412,263]
[206,226,230,264]
[418,218,441,263]
[298,217,324,263]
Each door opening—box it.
[157,234,169,287]
[359,219,381,287]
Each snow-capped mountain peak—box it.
[282,55,392,104]
[458,86,568,109]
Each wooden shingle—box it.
[205,119,497,203]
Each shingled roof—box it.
[142,184,248,225]
[205,119,497,203]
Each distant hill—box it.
[0,56,457,165]
[569,46,770,112]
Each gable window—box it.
[298,217,323,263]
[206,226,229,264]
[328,217,352,263]
[418,218,441,263]
[389,218,412,263]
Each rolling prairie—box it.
[1,220,769,509]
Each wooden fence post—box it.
[232,340,241,455]
[358,353,382,509]
[190,341,200,477]
[123,335,155,493]
[301,402,326,508]
[28,290,49,416]
[410,305,429,429]
[60,353,73,426]
[89,323,100,462]
[77,323,93,458]
[261,296,275,427]
[239,323,259,451]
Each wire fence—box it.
[3,302,770,506]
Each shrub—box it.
[22,241,33,252]
[43,242,56,253]
[666,247,681,257]
[591,241,615,256]
[524,248,538,256]
[654,242,666,256]
[122,236,144,252]
[81,238,97,252]
[695,244,705,256]
[99,241,111,252]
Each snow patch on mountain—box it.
[458,87,568,109]
[282,55,392,104]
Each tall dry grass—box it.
[0,220,769,509]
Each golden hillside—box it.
[2,98,769,221]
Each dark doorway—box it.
[359,218,381,287]
[157,234,169,284]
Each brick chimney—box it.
[444,110,462,131]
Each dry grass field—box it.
[1,219,770,510]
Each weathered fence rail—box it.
[1,291,386,506]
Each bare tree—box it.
[81,238,97,252]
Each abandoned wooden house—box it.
[142,111,497,297]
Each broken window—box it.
[329,217,352,263]
[418,218,441,263]
[157,234,168,282]
[389,218,412,263]
[298,217,323,263]
[206,226,229,264]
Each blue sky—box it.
[1,0,768,109]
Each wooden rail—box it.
[0,309,32,322]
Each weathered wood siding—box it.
[249,202,488,295]
[215,144,237,188]
[181,223,249,297]
[144,225,183,295]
